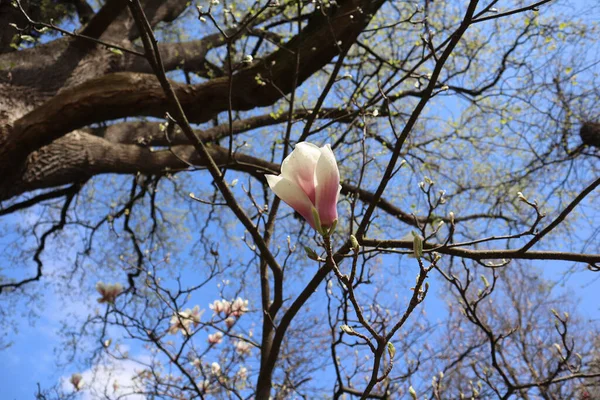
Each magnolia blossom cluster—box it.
[266,142,341,230]
[206,298,248,345]
[168,305,204,336]
[209,297,248,318]
[96,282,123,304]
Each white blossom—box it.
[211,362,221,375]
[168,306,204,336]
[230,297,249,317]
[235,340,252,356]
[208,331,224,345]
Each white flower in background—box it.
[237,366,248,381]
[235,366,249,389]
[208,331,224,345]
[235,340,252,356]
[191,358,202,369]
[230,297,249,317]
[189,305,203,326]
[70,373,84,391]
[168,306,204,336]
[96,282,123,304]
[211,362,221,375]
[209,299,231,315]
[225,317,236,328]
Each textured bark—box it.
[0,0,384,200]
[1,127,425,230]
[1,131,276,201]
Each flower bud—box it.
[387,342,396,359]
[304,246,320,261]
[340,325,355,334]
[411,231,424,259]
[409,386,417,400]
[350,235,359,251]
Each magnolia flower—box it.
[211,362,221,375]
[208,331,224,345]
[209,299,230,315]
[230,297,249,317]
[266,142,341,230]
[96,282,123,304]
[225,317,236,328]
[168,306,204,336]
[235,340,252,356]
[237,366,248,381]
[189,306,203,326]
[70,373,84,391]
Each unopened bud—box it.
[553,343,562,353]
[387,342,396,359]
[303,246,319,261]
[409,386,418,400]
[350,235,359,251]
[340,325,355,334]
[411,231,424,259]
[480,275,490,288]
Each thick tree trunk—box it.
[0,0,384,207]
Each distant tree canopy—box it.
[1,0,599,399]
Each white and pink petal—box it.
[265,175,316,228]
[315,144,340,226]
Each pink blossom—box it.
[230,297,249,317]
[209,299,231,315]
[266,142,341,230]
[208,331,224,345]
[225,317,236,328]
